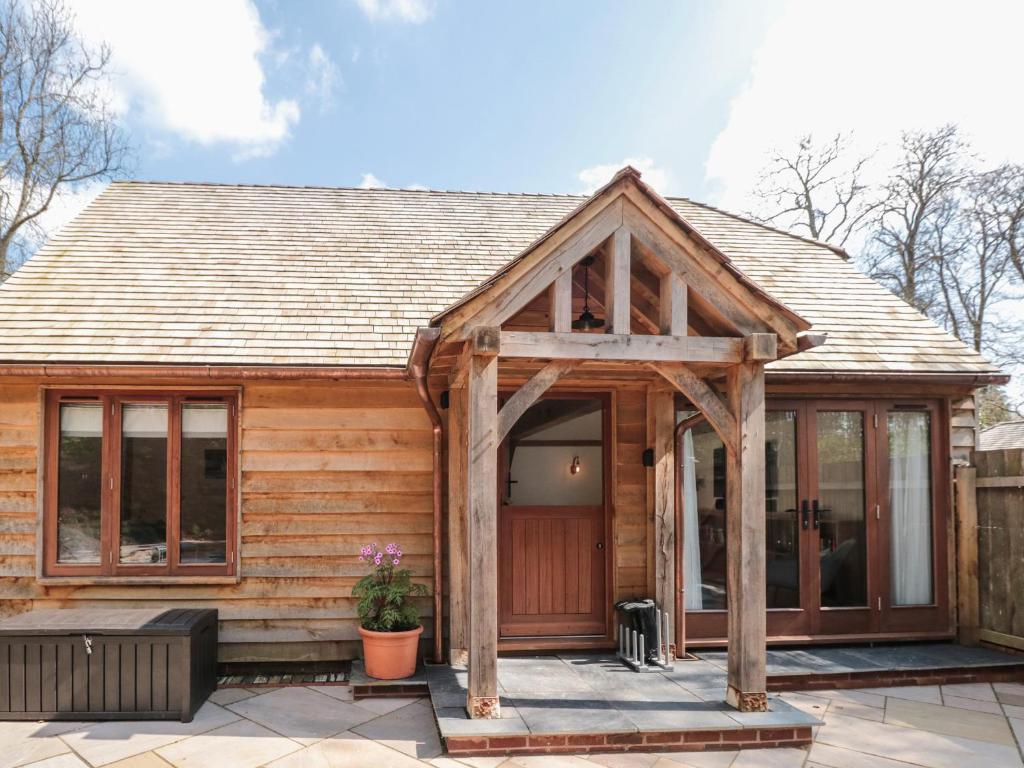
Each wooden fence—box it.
[957,449,1024,650]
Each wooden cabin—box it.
[0,167,1004,716]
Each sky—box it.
[47,0,1024,230]
[35,0,1024,398]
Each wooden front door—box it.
[498,394,610,639]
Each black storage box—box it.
[0,608,217,722]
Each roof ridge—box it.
[108,180,849,258]
[109,179,588,199]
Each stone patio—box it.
[3,678,1024,767]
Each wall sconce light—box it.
[570,455,581,475]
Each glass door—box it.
[807,402,879,636]
[876,401,949,633]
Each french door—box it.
[683,398,948,641]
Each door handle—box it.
[811,499,821,529]
[800,499,810,530]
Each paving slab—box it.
[352,699,443,759]
[266,730,429,768]
[225,685,375,744]
[155,718,301,768]
[885,697,1017,747]
[59,702,240,767]
[506,692,638,734]
[0,720,81,768]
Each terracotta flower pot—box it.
[359,625,423,680]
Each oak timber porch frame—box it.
[424,167,813,720]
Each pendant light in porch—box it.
[571,255,605,330]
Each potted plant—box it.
[354,542,428,679]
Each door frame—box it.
[496,388,616,649]
[684,395,953,644]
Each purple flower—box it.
[385,543,397,555]
[374,553,383,565]
[392,558,400,566]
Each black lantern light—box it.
[571,255,605,330]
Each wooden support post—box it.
[659,272,687,336]
[466,353,500,719]
[955,465,980,646]
[725,362,768,712]
[651,388,676,658]
[446,386,469,667]
[549,270,572,333]
[607,227,631,334]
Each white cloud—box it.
[578,157,672,195]
[355,0,435,24]
[359,172,388,189]
[706,0,1024,216]
[69,0,300,158]
[305,44,341,112]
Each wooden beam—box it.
[448,343,473,388]
[651,362,737,453]
[607,227,631,334]
[549,270,572,333]
[471,326,501,356]
[446,386,469,666]
[457,198,624,335]
[497,360,575,443]
[466,353,500,719]
[659,272,687,336]
[650,388,675,658]
[725,362,767,713]
[955,465,979,645]
[744,333,777,362]
[498,331,743,364]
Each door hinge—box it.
[875,503,880,520]
[877,596,882,611]
[873,412,878,429]
[109,476,114,490]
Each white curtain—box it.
[682,429,703,610]
[889,412,933,606]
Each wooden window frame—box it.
[43,389,238,578]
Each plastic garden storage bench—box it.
[0,608,217,722]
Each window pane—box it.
[817,411,867,608]
[505,398,603,507]
[766,411,799,608]
[119,404,168,564]
[57,404,103,564]
[889,411,933,605]
[180,404,228,564]
[685,421,727,610]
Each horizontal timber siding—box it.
[0,378,434,662]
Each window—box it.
[44,391,237,577]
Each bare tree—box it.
[0,0,129,278]
[930,174,1013,353]
[866,125,970,313]
[985,163,1024,285]
[751,133,878,248]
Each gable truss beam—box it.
[496,360,575,443]
[606,227,631,334]
[456,199,624,336]
[499,331,743,364]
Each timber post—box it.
[466,344,500,718]
[725,361,768,712]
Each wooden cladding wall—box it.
[614,386,647,601]
[0,378,435,662]
[974,449,1024,652]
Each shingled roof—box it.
[0,179,1002,378]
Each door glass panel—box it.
[816,411,867,607]
[888,411,933,605]
[180,404,229,564]
[683,421,727,610]
[57,404,103,563]
[766,411,799,608]
[505,398,602,506]
[119,404,168,564]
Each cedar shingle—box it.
[0,181,999,375]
